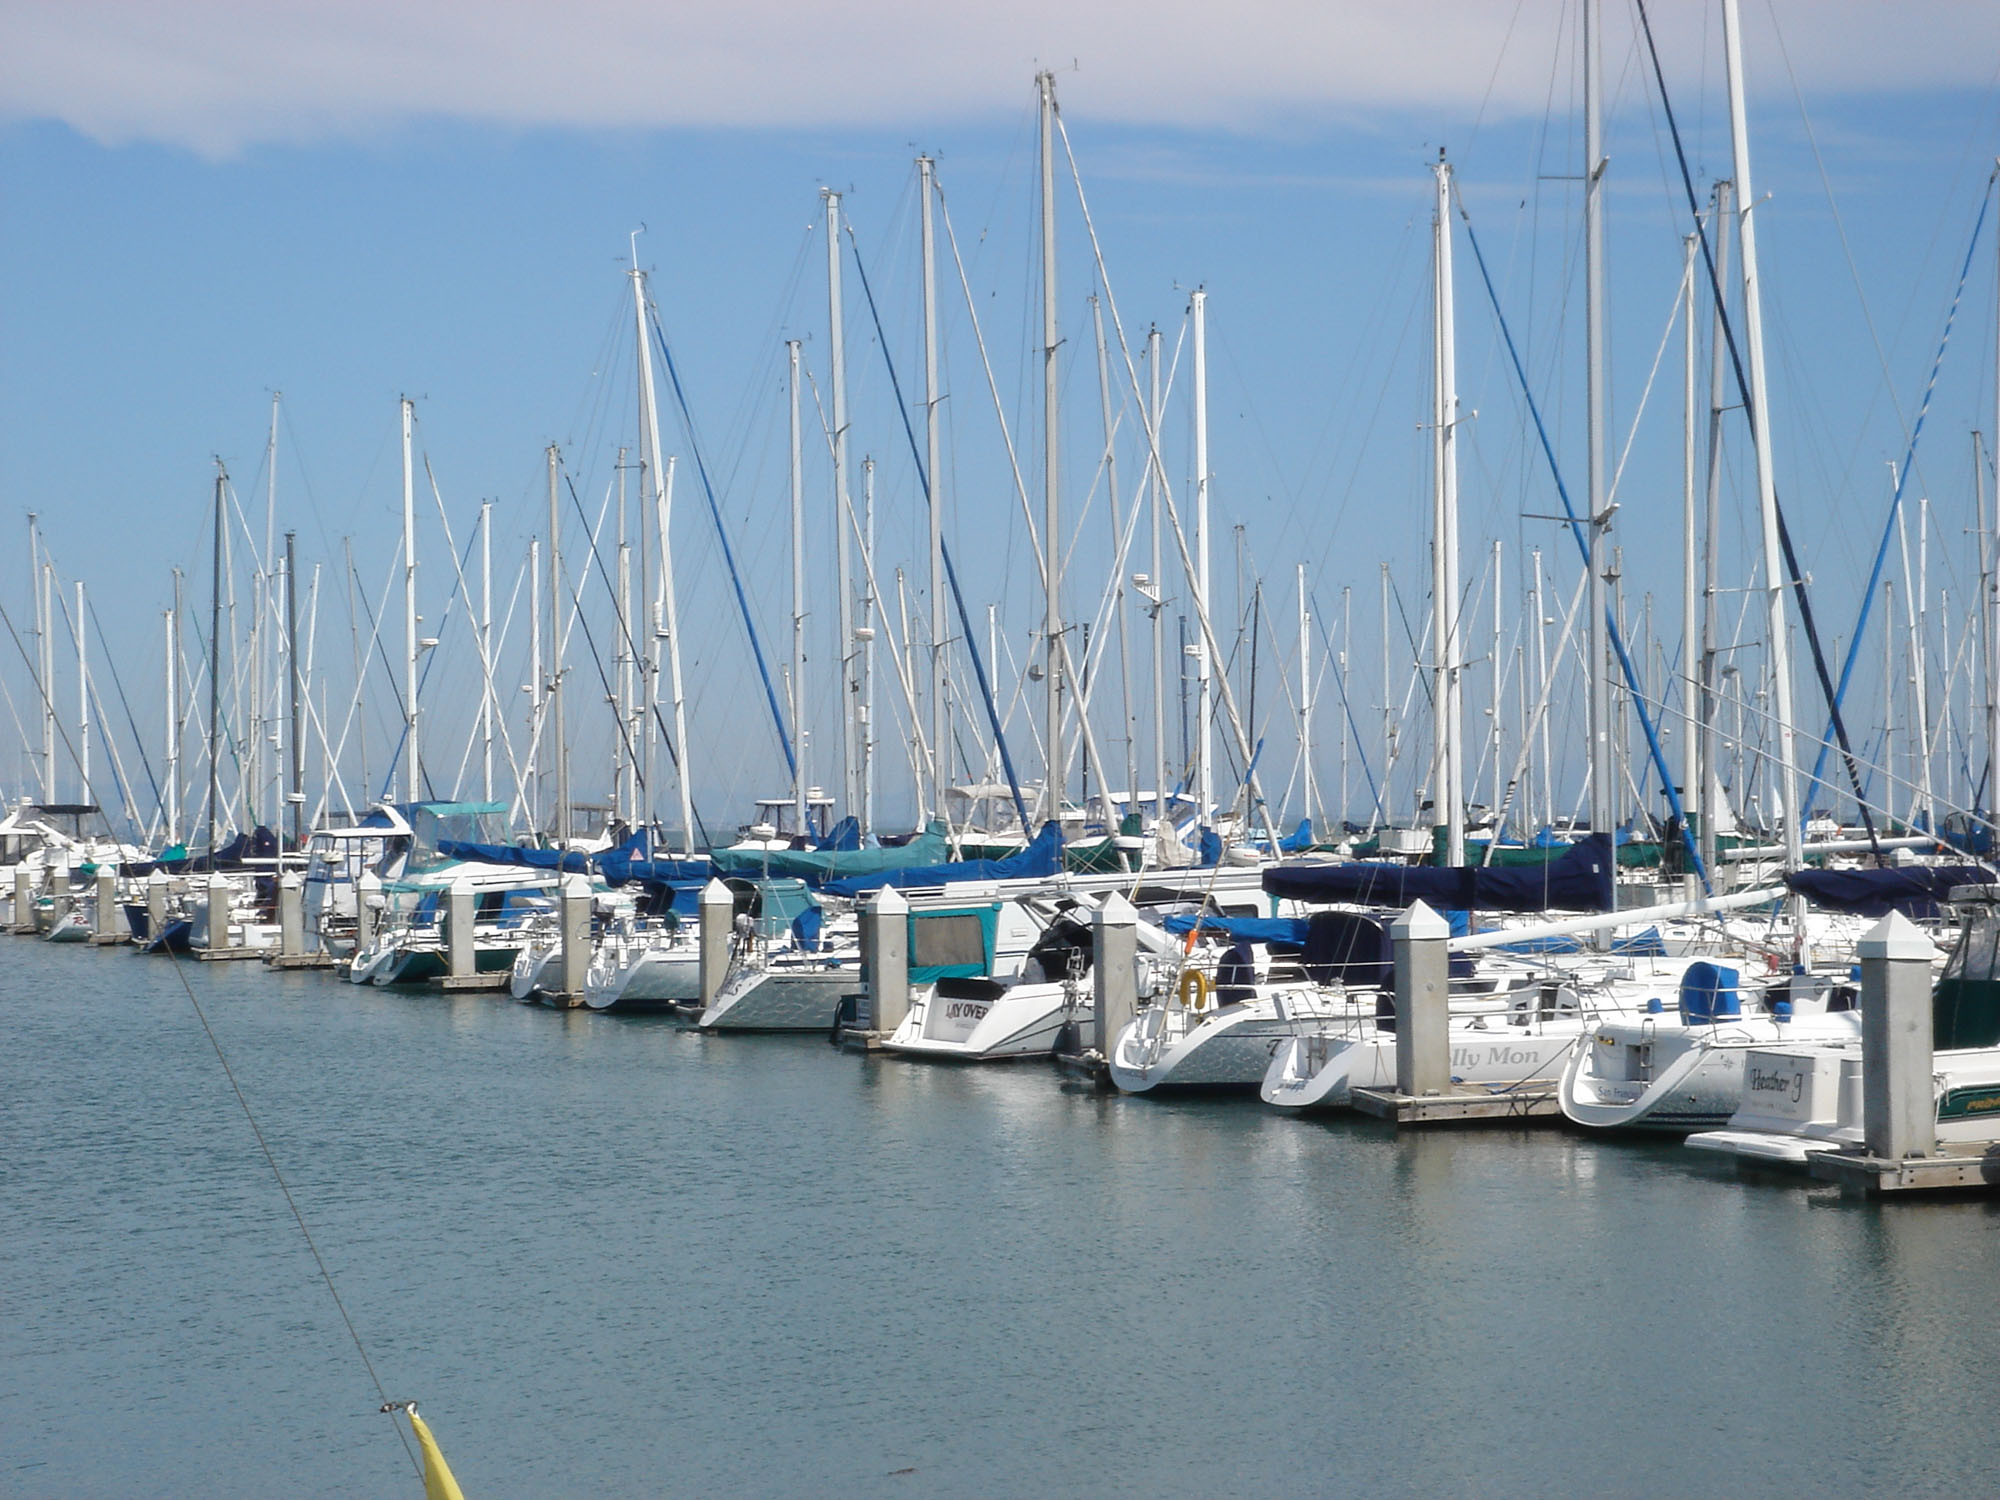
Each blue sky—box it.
[5,2,2000,836]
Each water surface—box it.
[5,940,1997,1496]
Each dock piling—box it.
[1861,910,1936,1162]
[202,872,234,952]
[92,866,120,944]
[144,868,168,945]
[699,878,732,1008]
[1092,893,1139,1055]
[1393,899,1451,1098]
[554,872,591,1004]
[446,877,475,980]
[862,885,909,1034]
[278,872,305,957]
[11,864,34,934]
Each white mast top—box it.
[1583,0,1615,870]
[1431,153,1464,868]
[400,396,419,804]
[1038,72,1063,828]
[1723,0,1803,874]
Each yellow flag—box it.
[407,1409,468,1500]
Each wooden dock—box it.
[194,946,272,962]
[268,952,336,970]
[1350,1083,1562,1126]
[1808,1145,2000,1196]
[433,972,509,992]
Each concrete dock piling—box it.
[202,873,234,953]
[861,885,909,1035]
[1393,899,1451,1098]
[698,878,732,1009]
[278,872,305,957]
[1809,909,2000,1194]
[553,872,591,1005]
[12,864,34,934]
[145,869,168,945]
[1092,893,1138,1056]
[447,877,475,980]
[1860,910,1935,1162]
[92,866,121,944]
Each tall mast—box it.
[165,580,181,844]
[1584,0,1615,876]
[400,396,419,803]
[528,537,542,829]
[632,253,695,852]
[1990,178,2000,819]
[1680,229,1700,857]
[862,455,877,841]
[1431,153,1464,866]
[1094,293,1137,814]
[208,463,225,865]
[1340,585,1352,825]
[479,501,493,804]
[613,448,630,824]
[1148,327,1166,826]
[1700,181,1734,874]
[1532,550,1550,829]
[789,339,808,833]
[1490,539,1504,821]
[919,155,948,815]
[286,530,304,846]
[1298,564,1313,831]
[74,580,88,803]
[260,392,278,826]
[547,445,570,850]
[1038,71,1063,826]
[1723,0,1803,873]
[1191,287,1212,828]
[825,189,860,826]
[30,515,52,803]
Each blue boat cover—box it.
[1162,913,1308,946]
[1197,827,1224,867]
[1261,832,1615,912]
[710,822,949,882]
[1785,864,1990,920]
[823,822,1065,897]
[816,815,861,852]
[1492,925,1668,957]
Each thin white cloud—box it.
[3,1,1995,156]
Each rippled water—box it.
[5,937,1999,1497]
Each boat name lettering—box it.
[1747,1066,1804,1104]
[1450,1045,1543,1070]
[943,1001,991,1022]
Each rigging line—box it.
[647,305,796,779]
[933,180,1046,576]
[87,600,165,822]
[1631,0,1909,862]
[373,520,480,806]
[1804,175,1996,806]
[49,587,143,828]
[161,945,422,1481]
[843,217,1034,838]
[1455,181,1710,887]
[562,469,714,849]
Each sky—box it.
[5,1,2000,840]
